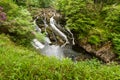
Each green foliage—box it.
[13,0,54,8]
[0,7,6,23]
[112,33,120,58]
[39,0,53,8]
[88,35,100,45]
[53,0,69,11]
[0,0,18,12]
[103,5,120,57]
[34,32,46,42]
[54,0,103,44]
[0,0,34,46]
[104,0,120,5]
[0,34,120,80]
[103,5,120,33]
[54,0,120,53]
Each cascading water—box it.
[32,11,79,60]
[49,14,69,47]
[32,14,65,59]
[32,39,45,49]
[41,45,64,59]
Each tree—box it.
[13,0,54,8]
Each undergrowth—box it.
[0,34,120,80]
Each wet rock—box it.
[33,8,65,45]
[79,41,117,63]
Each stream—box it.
[31,12,92,61]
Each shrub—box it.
[54,0,120,52]
[88,35,100,45]
[0,6,6,22]
[103,5,120,33]
[13,0,54,8]
[0,0,34,46]
[112,33,120,58]
[0,34,120,80]
[54,0,100,40]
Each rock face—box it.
[79,41,117,63]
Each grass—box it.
[0,34,120,80]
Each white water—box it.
[66,26,75,45]
[32,39,64,59]
[33,16,51,44]
[32,16,65,59]
[50,15,69,47]
[32,13,77,60]
[41,45,64,59]
[32,39,45,49]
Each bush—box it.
[13,0,54,8]
[103,5,120,33]
[54,0,120,52]
[88,35,100,45]
[0,0,34,46]
[54,0,101,41]
[0,6,6,23]
[112,33,120,58]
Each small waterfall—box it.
[41,45,64,59]
[32,39,45,49]
[32,12,78,60]
[32,15,65,59]
[66,26,75,45]
[50,14,69,47]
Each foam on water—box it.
[41,45,64,59]
[32,39,45,49]
[32,38,64,59]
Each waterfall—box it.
[50,14,69,47]
[33,16,51,44]
[32,15,65,59]
[66,26,75,45]
[41,45,64,59]
[31,12,78,60]
[32,39,45,49]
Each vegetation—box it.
[1,0,120,79]
[13,0,54,8]
[0,0,34,46]
[0,34,120,80]
[0,0,54,46]
[54,0,120,55]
